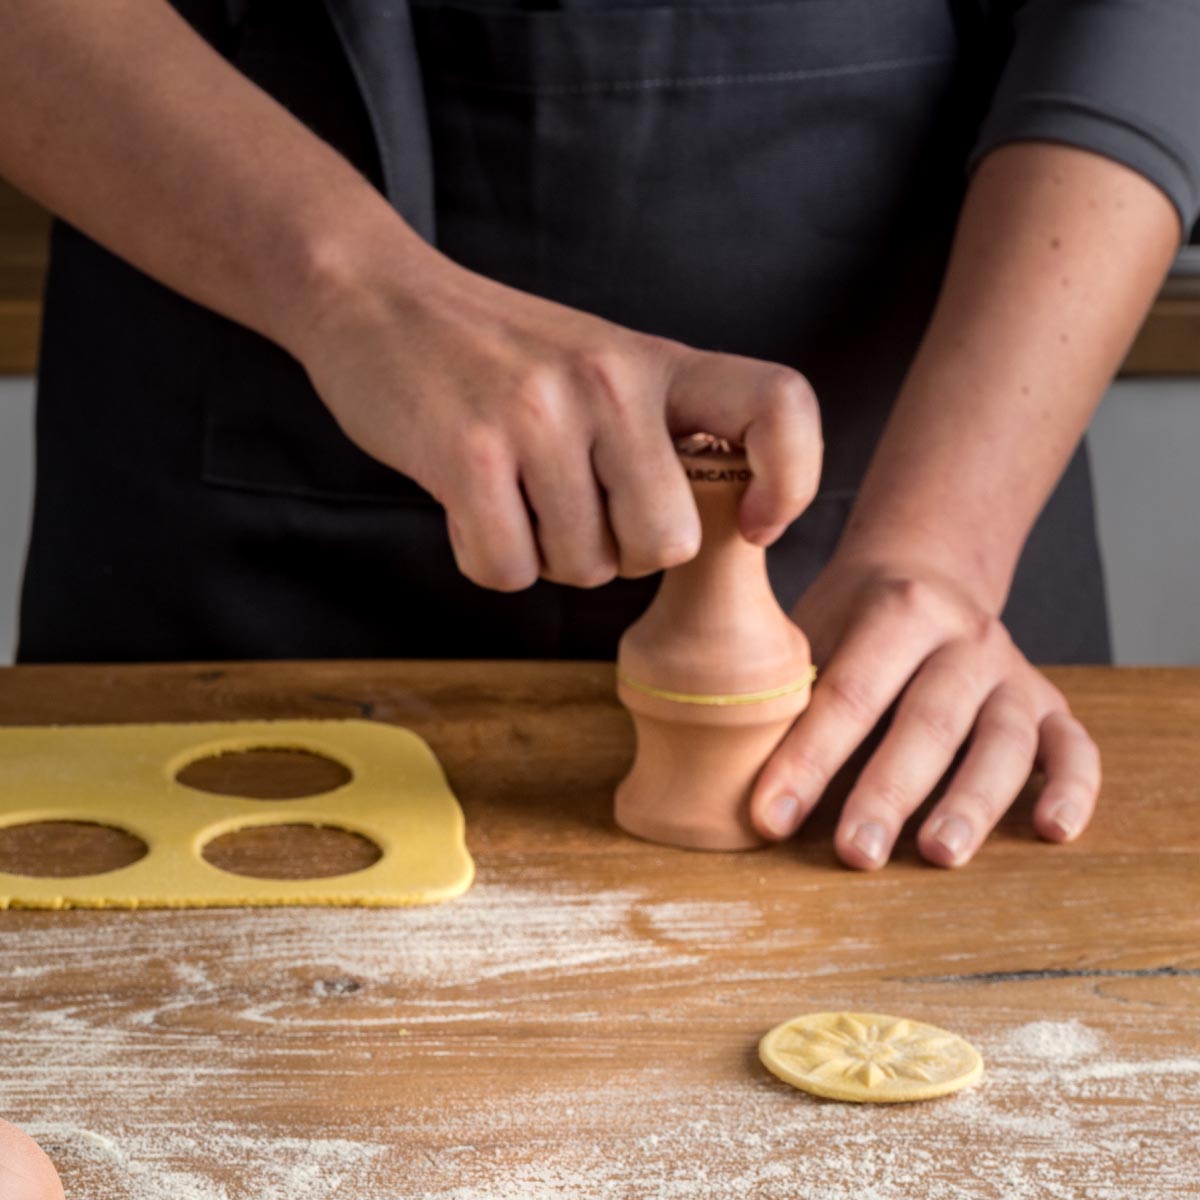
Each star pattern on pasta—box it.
[772,1014,965,1090]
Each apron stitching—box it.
[426,53,953,96]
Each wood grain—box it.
[0,181,49,375]
[0,662,1197,1197]
[1122,297,1200,375]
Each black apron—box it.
[17,0,1111,665]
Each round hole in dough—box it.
[0,820,149,878]
[176,747,353,800]
[201,822,382,880]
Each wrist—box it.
[830,508,1018,615]
[260,187,450,363]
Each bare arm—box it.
[754,142,1179,868]
[839,142,1179,609]
[0,0,821,590]
[0,0,415,352]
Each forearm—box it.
[836,142,1179,611]
[0,0,431,354]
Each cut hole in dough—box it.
[201,823,382,879]
[0,820,149,878]
[177,748,353,800]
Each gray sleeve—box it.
[969,0,1200,234]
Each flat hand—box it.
[750,556,1100,868]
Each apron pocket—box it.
[201,322,439,507]
[201,0,436,508]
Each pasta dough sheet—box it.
[0,720,474,909]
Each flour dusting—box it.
[999,1018,1102,1062]
[3,879,1198,1199]
[29,1125,384,1200]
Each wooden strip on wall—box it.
[1,180,1197,377]
[0,181,50,376]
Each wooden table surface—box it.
[0,661,1197,1199]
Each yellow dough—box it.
[759,1012,983,1103]
[0,720,474,909]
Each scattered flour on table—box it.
[27,1125,385,1200]
[999,1018,1102,1062]
[26,1043,1200,1200]
[3,882,1199,1199]
[636,899,763,945]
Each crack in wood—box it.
[900,966,1200,984]
[308,692,378,719]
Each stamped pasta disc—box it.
[759,1012,983,1103]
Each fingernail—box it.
[763,793,800,838]
[1046,801,1083,841]
[931,814,973,864]
[850,821,887,865]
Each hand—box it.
[0,1118,65,1200]
[749,553,1101,868]
[297,242,821,591]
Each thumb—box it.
[665,350,823,544]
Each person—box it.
[0,1119,66,1200]
[2,0,1197,869]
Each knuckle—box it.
[509,371,567,432]
[792,477,821,513]
[905,701,965,752]
[761,364,817,413]
[621,531,700,576]
[875,576,935,618]
[949,786,1000,823]
[780,746,830,792]
[476,560,539,593]
[965,610,1001,648]
[983,708,1038,758]
[641,333,687,363]
[561,558,619,589]
[921,656,978,700]
[453,539,538,595]
[971,615,1013,663]
[656,534,702,569]
[570,346,625,394]
[823,674,879,724]
[1080,735,1102,775]
[861,777,913,820]
[617,556,658,580]
[1054,773,1099,803]
[1058,718,1102,776]
[571,347,642,425]
[458,424,510,478]
[1059,712,1095,746]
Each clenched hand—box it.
[300,251,822,591]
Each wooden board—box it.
[0,661,1197,1198]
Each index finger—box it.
[749,597,946,839]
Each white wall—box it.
[1089,378,1200,665]
[0,376,1197,665]
[0,376,34,664]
